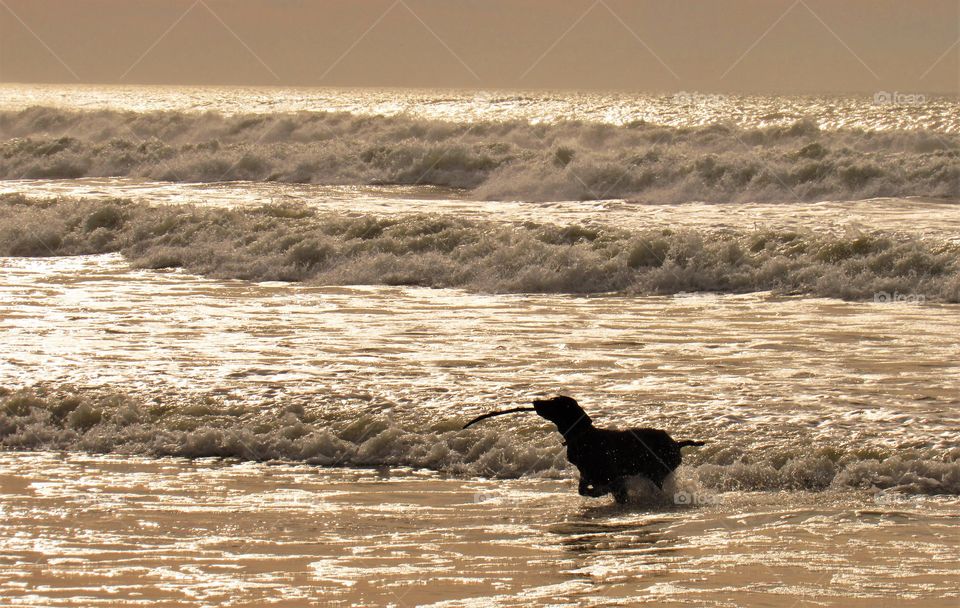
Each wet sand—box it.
[1,452,957,607]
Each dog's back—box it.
[567,426,682,491]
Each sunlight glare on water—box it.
[1,254,957,466]
[1,83,959,132]
[0,453,956,607]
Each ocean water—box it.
[2,83,958,132]
[0,85,958,606]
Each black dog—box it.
[464,395,705,503]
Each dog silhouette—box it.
[464,395,705,503]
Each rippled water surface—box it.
[1,453,957,607]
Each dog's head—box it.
[532,395,592,436]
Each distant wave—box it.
[1,107,958,203]
[2,386,957,495]
[2,195,958,301]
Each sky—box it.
[1,0,958,94]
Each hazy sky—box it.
[1,0,957,94]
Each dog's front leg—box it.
[610,479,630,504]
[578,477,607,497]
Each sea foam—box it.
[2,386,957,495]
[2,195,958,301]
[1,107,958,203]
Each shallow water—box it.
[0,453,957,607]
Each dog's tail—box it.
[677,440,706,448]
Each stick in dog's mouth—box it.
[462,407,537,429]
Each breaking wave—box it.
[2,195,958,301]
[1,107,958,203]
[1,386,957,495]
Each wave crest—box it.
[2,386,957,495]
[2,196,958,300]
[2,107,958,202]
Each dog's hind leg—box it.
[650,471,669,491]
